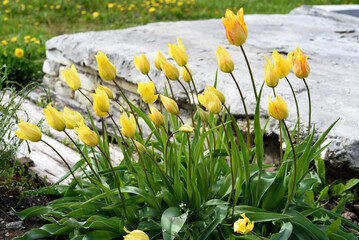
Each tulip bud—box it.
[292,47,310,79]
[179,124,194,133]
[197,106,209,123]
[216,46,234,73]
[120,113,137,138]
[92,89,109,117]
[168,37,188,67]
[61,64,81,91]
[160,95,179,115]
[63,106,85,129]
[180,65,192,83]
[234,213,254,235]
[133,140,146,154]
[154,50,166,71]
[15,120,42,142]
[206,86,225,104]
[272,49,293,79]
[43,103,66,131]
[160,60,179,80]
[268,95,288,120]
[97,84,114,99]
[149,107,164,126]
[264,56,279,88]
[137,82,158,104]
[95,51,116,81]
[134,53,150,75]
[74,122,99,147]
[222,8,248,46]
[124,227,149,240]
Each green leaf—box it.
[14,206,52,220]
[332,198,346,214]
[304,189,315,207]
[161,207,188,240]
[345,178,359,191]
[270,221,293,240]
[198,205,227,240]
[327,218,341,236]
[234,206,291,222]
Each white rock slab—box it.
[43,6,359,170]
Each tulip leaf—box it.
[197,205,227,240]
[161,207,188,240]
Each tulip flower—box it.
[149,107,164,126]
[216,46,234,73]
[92,89,110,117]
[95,51,116,81]
[137,81,158,104]
[234,213,254,234]
[206,86,225,104]
[1,40,7,46]
[180,65,192,83]
[168,37,188,67]
[222,8,248,46]
[160,95,179,115]
[160,60,179,80]
[61,65,81,91]
[179,124,194,133]
[74,122,98,147]
[63,106,84,129]
[268,95,288,120]
[198,91,222,115]
[292,47,310,79]
[134,53,150,75]
[15,48,24,58]
[133,140,146,154]
[43,103,66,131]
[272,49,293,79]
[97,84,114,99]
[120,113,137,138]
[197,106,209,123]
[154,50,166,71]
[14,120,42,142]
[264,56,279,88]
[123,227,149,240]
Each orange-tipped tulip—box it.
[168,37,188,67]
[234,213,254,234]
[15,120,41,142]
[61,64,81,90]
[137,81,158,104]
[222,8,248,46]
[154,50,166,71]
[268,95,288,120]
[160,95,179,115]
[120,113,137,138]
[149,107,164,126]
[264,56,279,88]
[292,47,310,79]
[95,51,116,81]
[63,106,84,129]
[216,46,234,73]
[134,53,150,75]
[43,103,66,131]
[272,49,293,79]
[74,122,99,147]
[160,60,179,80]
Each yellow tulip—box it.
[91,89,109,117]
[61,64,81,91]
[149,107,164,126]
[15,48,24,58]
[95,51,116,81]
[160,95,179,115]
[11,36,17,42]
[206,86,225,104]
[14,120,41,142]
[198,91,222,115]
[264,56,279,88]
[180,65,192,83]
[216,46,234,73]
[234,213,254,234]
[133,140,146,154]
[292,47,310,79]
[160,60,179,80]
[179,124,194,133]
[137,82,158,104]
[120,113,136,138]
[123,227,149,240]
[222,8,248,46]
[97,84,114,99]
[168,37,188,67]
[154,50,166,71]
[63,106,84,129]
[272,49,293,79]
[134,53,150,75]
[74,122,98,147]
[1,40,7,46]
[268,95,288,120]
[43,103,66,131]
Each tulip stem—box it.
[188,82,196,106]
[41,139,82,188]
[219,117,235,223]
[146,74,163,112]
[250,231,265,240]
[112,80,143,138]
[230,73,251,149]
[177,80,194,126]
[96,146,128,219]
[282,120,297,214]
[273,88,283,162]
[64,130,102,183]
[303,78,311,135]
[184,65,199,97]
[240,45,257,100]
[285,77,300,144]
[91,147,100,172]
[78,89,93,105]
[164,76,175,99]
[164,130,179,174]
